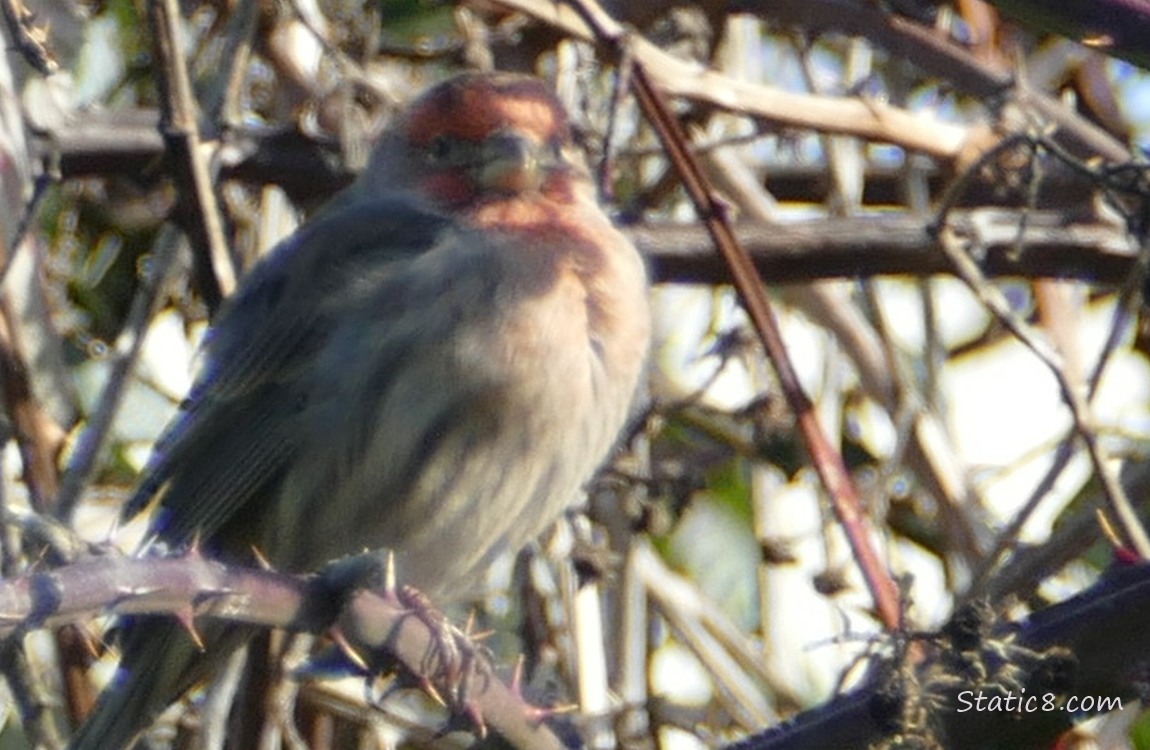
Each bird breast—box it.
[260,209,649,599]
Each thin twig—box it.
[967,438,1079,598]
[0,163,56,291]
[596,41,634,202]
[55,226,184,520]
[759,0,1132,163]
[0,0,57,74]
[934,221,1150,558]
[635,541,775,730]
[148,0,237,309]
[0,638,66,749]
[969,196,1150,596]
[0,298,64,511]
[939,129,1150,573]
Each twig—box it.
[0,0,57,74]
[0,638,66,749]
[55,225,184,520]
[981,460,1150,601]
[634,541,781,723]
[970,197,1150,596]
[0,162,56,291]
[596,41,634,202]
[757,0,1132,163]
[0,298,64,511]
[934,219,1150,559]
[147,0,237,309]
[615,541,652,743]
[934,129,1150,563]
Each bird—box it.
[68,71,651,749]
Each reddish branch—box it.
[565,0,903,629]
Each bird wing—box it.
[124,196,451,548]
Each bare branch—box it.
[0,552,570,750]
[147,0,237,307]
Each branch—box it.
[725,562,1150,750]
[0,0,57,75]
[738,0,1132,162]
[637,210,1138,285]
[147,0,237,308]
[54,226,185,520]
[489,0,971,159]
[0,300,63,511]
[29,114,1105,211]
[3,553,569,750]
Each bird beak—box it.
[477,129,550,194]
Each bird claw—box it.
[460,698,488,739]
[395,585,492,735]
[315,581,493,737]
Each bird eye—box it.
[426,136,454,163]
[547,138,566,161]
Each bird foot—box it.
[314,573,493,738]
[395,585,492,736]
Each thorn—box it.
[511,654,525,697]
[464,699,487,739]
[384,550,397,596]
[174,606,205,650]
[419,675,447,707]
[507,655,576,722]
[138,532,161,554]
[1097,509,1142,564]
[329,627,369,672]
[526,701,578,722]
[459,611,494,642]
[81,622,108,658]
[364,671,399,708]
[187,532,203,559]
[251,545,274,571]
[30,546,50,568]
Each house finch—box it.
[69,72,650,749]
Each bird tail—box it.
[67,617,252,750]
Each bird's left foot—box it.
[303,557,493,737]
[395,584,492,737]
